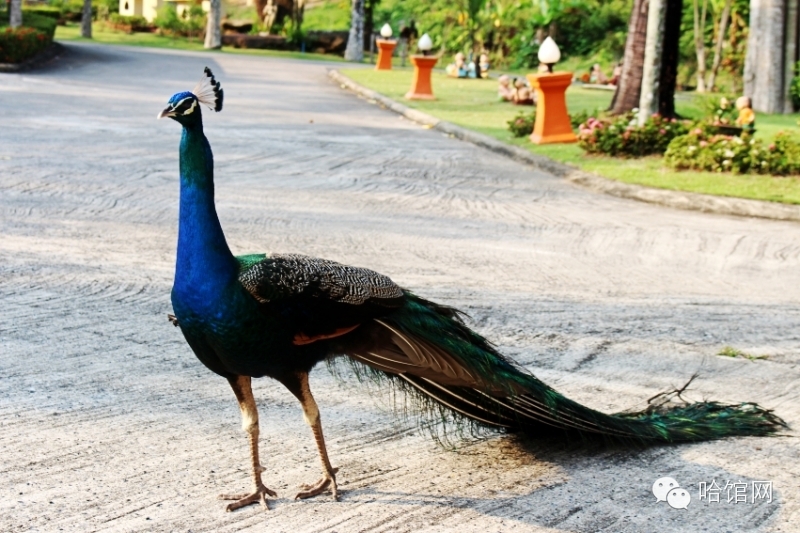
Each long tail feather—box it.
[362,293,787,444]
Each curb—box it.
[0,42,64,73]
[328,69,800,223]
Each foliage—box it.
[371,0,629,69]
[578,113,690,157]
[1,12,58,39]
[21,6,62,20]
[108,13,150,32]
[507,108,592,138]
[507,109,536,137]
[0,26,51,63]
[303,0,350,31]
[790,62,800,112]
[665,130,800,175]
[700,94,737,125]
[154,5,206,39]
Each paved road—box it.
[1,43,799,533]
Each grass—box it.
[55,23,346,62]
[342,68,800,205]
[304,0,350,32]
[717,346,770,361]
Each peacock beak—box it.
[157,106,176,119]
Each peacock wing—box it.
[236,253,406,341]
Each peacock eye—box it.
[172,97,196,115]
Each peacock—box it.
[159,68,786,512]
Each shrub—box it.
[507,109,591,138]
[21,6,62,20]
[578,112,690,157]
[153,5,205,38]
[4,12,59,39]
[664,130,800,176]
[791,61,800,112]
[507,110,536,138]
[108,13,150,32]
[0,26,51,63]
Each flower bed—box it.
[665,130,800,175]
[577,113,689,157]
[0,26,51,63]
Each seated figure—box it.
[479,53,490,79]
[446,53,468,78]
[512,78,535,106]
[589,63,608,84]
[735,96,755,130]
[498,75,515,101]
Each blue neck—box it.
[175,124,237,292]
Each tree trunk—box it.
[658,0,683,117]
[9,0,22,29]
[692,0,708,92]
[639,0,666,123]
[609,0,649,114]
[344,0,364,62]
[744,0,786,113]
[363,0,374,55]
[784,0,799,111]
[294,0,306,35]
[707,0,732,92]
[204,0,222,49]
[81,0,93,39]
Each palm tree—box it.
[609,0,649,114]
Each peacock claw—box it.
[167,314,179,327]
[219,483,277,512]
[295,467,339,501]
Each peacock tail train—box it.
[337,292,786,445]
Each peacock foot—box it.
[295,467,339,501]
[219,482,277,512]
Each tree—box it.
[692,0,709,92]
[743,0,786,112]
[81,0,92,39]
[9,0,22,28]
[344,0,365,61]
[204,0,222,49]
[609,0,649,114]
[657,0,683,117]
[638,0,665,122]
[706,0,733,91]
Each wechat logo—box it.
[652,477,691,510]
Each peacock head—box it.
[158,67,224,127]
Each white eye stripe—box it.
[171,97,197,115]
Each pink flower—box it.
[699,141,708,147]
[692,128,703,135]
[769,144,776,151]
[623,131,631,140]
[659,129,666,135]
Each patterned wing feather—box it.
[237,253,405,338]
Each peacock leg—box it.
[218,375,278,511]
[286,372,339,500]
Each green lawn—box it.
[55,23,346,62]
[343,68,800,205]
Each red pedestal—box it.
[526,72,577,144]
[405,55,438,100]
[375,39,397,70]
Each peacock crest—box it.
[192,67,224,112]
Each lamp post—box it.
[405,33,437,100]
[375,23,397,71]
[526,37,577,144]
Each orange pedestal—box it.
[526,71,577,144]
[375,39,397,70]
[405,55,438,100]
